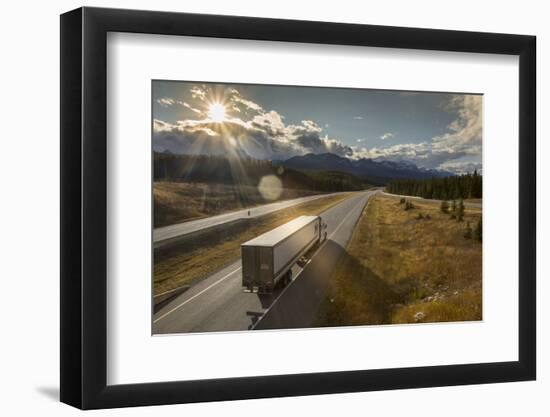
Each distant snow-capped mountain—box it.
[281,153,452,181]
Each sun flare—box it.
[208,103,226,123]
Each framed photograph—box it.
[60,7,536,409]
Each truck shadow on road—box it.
[245,284,289,328]
[249,239,347,330]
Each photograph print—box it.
[152,81,483,335]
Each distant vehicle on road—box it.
[241,215,327,293]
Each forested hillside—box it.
[386,171,482,200]
[154,152,371,192]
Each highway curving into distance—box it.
[154,192,346,247]
[153,190,376,334]
[381,191,482,209]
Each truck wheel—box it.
[285,270,292,285]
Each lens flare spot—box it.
[258,175,283,201]
[227,136,237,147]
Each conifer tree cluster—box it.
[153,152,369,192]
[387,171,482,200]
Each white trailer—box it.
[241,215,327,293]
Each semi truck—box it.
[241,215,328,293]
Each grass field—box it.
[154,182,320,228]
[154,192,354,295]
[316,193,482,326]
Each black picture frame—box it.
[60,6,536,410]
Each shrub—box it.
[416,213,424,220]
[399,197,406,205]
[440,200,449,213]
[475,218,482,242]
[456,199,465,222]
[464,221,472,239]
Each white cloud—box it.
[233,96,264,112]
[190,86,207,101]
[182,102,202,115]
[153,90,353,160]
[156,97,176,107]
[439,159,482,175]
[356,95,482,173]
[432,95,482,156]
[229,88,264,112]
[154,87,482,174]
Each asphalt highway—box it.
[154,192,345,247]
[153,190,376,334]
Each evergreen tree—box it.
[464,221,472,239]
[387,172,482,201]
[475,218,482,242]
[450,200,457,219]
[456,199,465,222]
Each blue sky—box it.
[153,81,482,174]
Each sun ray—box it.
[208,102,226,122]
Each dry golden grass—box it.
[154,182,318,228]
[316,194,482,326]
[154,193,354,295]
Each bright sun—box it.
[208,103,226,123]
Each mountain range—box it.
[280,153,452,183]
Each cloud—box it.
[156,97,176,107]
[356,95,482,173]
[154,110,352,161]
[154,86,482,174]
[182,102,203,115]
[190,86,207,101]
[439,159,482,175]
[156,97,204,116]
[155,84,359,160]
[233,96,264,112]
[432,95,482,156]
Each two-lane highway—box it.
[154,192,345,247]
[153,190,376,334]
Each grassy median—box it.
[154,182,319,228]
[154,192,354,295]
[316,194,482,326]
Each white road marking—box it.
[154,192,345,243]
[329,194,369,239]
[251,193,370,330]
[154,192,370,326]
[153,266,242,323]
